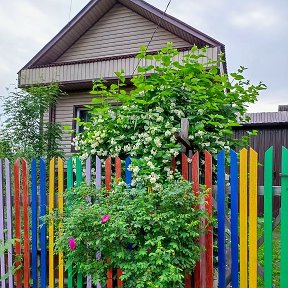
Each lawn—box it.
[257,219,280,287]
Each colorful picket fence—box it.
[0,147,287,287]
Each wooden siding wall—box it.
[56,91,95,157]
[56,3,190,63]
[19,48,218,87]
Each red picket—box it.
[192,152,201,288]
[181,153,191,288]
[22,160,30,288]
[13,160,22,288]
[182,153,188,181]
[115,156,124,287]
[204,151,213,288]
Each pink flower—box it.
[101,214,111,224]
[69,237,76,250]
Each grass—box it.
[257,219,280,287]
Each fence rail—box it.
[0,147,287,287]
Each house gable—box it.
[18,0,226,89]
[56,3,190,63]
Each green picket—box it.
[264,147,273,288]
[280,147,288,287]
[67,157,73,288]
[76,157,83,288]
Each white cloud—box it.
[247,88,288,112]
[230,5,281,31]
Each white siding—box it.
[18,47,219,86]
[56,3,190,63]
[55,91,95,157]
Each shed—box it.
[234,105,288,215]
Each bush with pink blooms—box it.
[54,179,209,288]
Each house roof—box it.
[20,0,226,71]
[243,112,288,126]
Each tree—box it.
[74,43,266,186]
[1,83,64,160]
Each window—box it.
[75,107,91,133]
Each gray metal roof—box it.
[244,112,288,125]
[20,0,226,71]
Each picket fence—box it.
[0,147,287,288]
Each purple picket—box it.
[86,157,91,185]
[0,160,5,287]
[86,157,92,288]
[5,159,13,288]
[96,156,101,189]
[86,157,92,203]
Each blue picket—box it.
[125,156,132,187]
[230,150,239,288]
[217,150,226,288]
[31,159,38,288]
[40,157,47,288]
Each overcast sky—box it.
[0,0,287,115]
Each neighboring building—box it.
[18,0,226,157]
[234,105,288,185]
[234,105,288,215]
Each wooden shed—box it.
[234,105,288,215]
[18,0,226,157]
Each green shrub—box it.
[55,179,209,288]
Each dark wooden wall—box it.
[233,125,288,215]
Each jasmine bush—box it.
[55,180,209,288]
[73,44,265,187]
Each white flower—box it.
[188,135,194,140]
[155,107,164,113]
[91,148,96,154]
[133,166,140,174]
[147,161,155,169]
[165,130,171,137]
[196,131,204,136]
[156,116,164,122]
[154,137,162,148]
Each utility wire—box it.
[131,0,172,77]
[68,0,73,22]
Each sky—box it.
[0,0,287,115]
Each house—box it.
[18,0,226,157]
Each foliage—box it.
[0,238,21,281]
[55,179,210,288]
[74,43,265,186]
[0,83,64,160]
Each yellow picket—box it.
[49,158,55,288]
[58,158,64,288]
[239,149,248,288]
[249,149,258,287]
